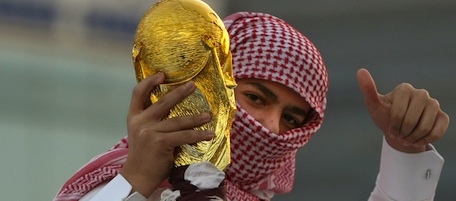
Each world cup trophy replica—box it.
[132,0,236,199]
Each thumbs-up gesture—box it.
[356,68,449,153]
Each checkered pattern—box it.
[53,12,328,201]
[53,148,128,201]
[223,12,328,200]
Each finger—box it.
[157,113,212,132]
[398,91,427,137]
[144,81,197,119]
[389,84,412,137]
[357,68,381,107]
[163,130,215,148]
[129,73,165,113]
[412,111,449,147]
[402,102,438,143]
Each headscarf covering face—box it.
[223,12,328,200]
[53,12,328,201]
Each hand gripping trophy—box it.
[132,0,236,199]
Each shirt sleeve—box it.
[369,137,444,201]
[80,174,149,201]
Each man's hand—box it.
[357,68,449,153]
[120,73,215,197]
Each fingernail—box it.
[157,72,165,78]
[204,131,215,138]
[200,113,211,122]
[184,81,196,90]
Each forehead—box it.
[236,78,293,92]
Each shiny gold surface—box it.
[132,0,236,171]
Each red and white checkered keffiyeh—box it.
[53,12,328,201]
[223,12,328,200]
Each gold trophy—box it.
[132,0,236,171]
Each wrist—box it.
[120,167,163,198]
[384,135,427,153]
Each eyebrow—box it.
[286,106,309,117]
[247,81,310,117]
[247,82,278,102]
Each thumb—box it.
[357,68,381,106]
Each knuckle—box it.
[418,124,432,135]
[444,112,450,123]
[182,131,194,141]
[138,126,150,136]
[152,133,167,144]
[132,84,143,98]
[137,127,170,146]
[423,134,439,144]
[137,128,153,142]
[128,118,141,133]
[407,134,418,142]
[428,98,440,108]
[397,83,413,91]
[401,120,415,132]
[428,134,440,142]
[415,89,430,98]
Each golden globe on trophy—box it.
[132,0,236,173]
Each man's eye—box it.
[283,114,301,128]
[246,94,263,104]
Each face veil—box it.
[223,12,329,200]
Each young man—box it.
[54,12,448,201]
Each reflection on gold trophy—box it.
[132,0,236,171]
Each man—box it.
[54,12,448,201]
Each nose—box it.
[256,110,281,134]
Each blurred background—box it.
[0,0,454,200]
